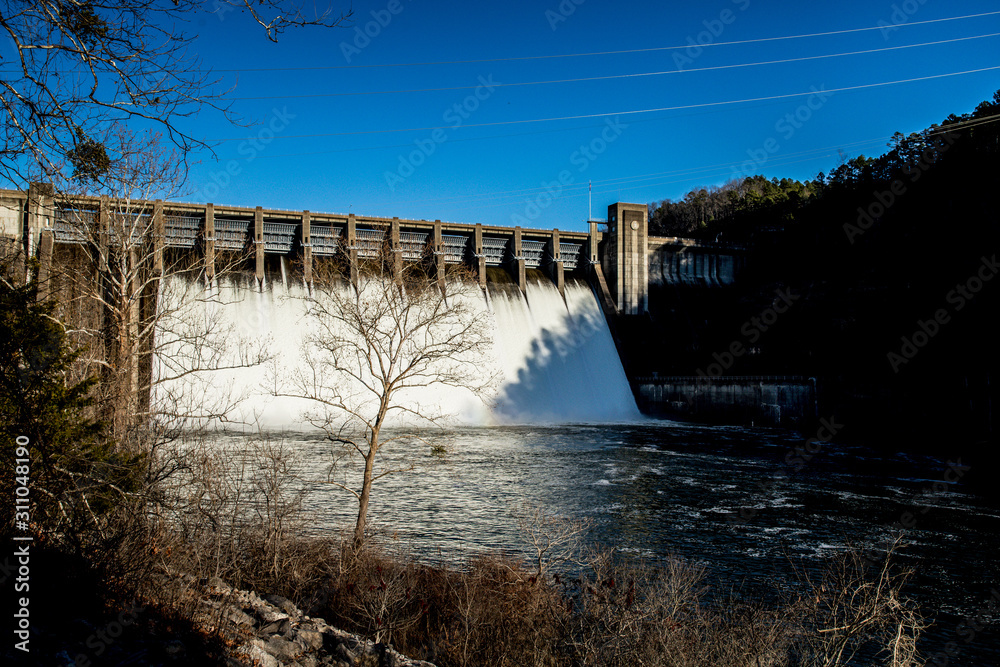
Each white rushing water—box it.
[154,269,640,429]
[489,279,640,423]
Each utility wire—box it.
[4,10,995,75]
[366,114,1000,208]
[243,97,876,160]
[212,10,1000,71]
[213,66,1000,141]
[224,32,1000,101]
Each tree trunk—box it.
[354,447,376,549]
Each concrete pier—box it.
[512,226,526,293]
[302,210,312,284]
[254,206,264,282]
[205,203,215,282]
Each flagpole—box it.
[589,181,592,221]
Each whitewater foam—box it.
[154,271,641,429]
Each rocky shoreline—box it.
[190,576,435,667]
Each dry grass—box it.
[300,539,924,667]
[27,429,925,667]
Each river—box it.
[233,421,1000,665]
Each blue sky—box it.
[114,1,1000,230]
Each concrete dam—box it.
[0,185,810,427]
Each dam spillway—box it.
[488,276,640,423]
[1,185,747,428]
[156,267,640,428]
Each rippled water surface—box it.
[242,422,1000,664]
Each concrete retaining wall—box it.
[647,236,746,287]
[636,376,817,427]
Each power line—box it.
[4,10,995,76]
[213,66,1000,141]
[237,97,874,160]
[224,32,1000,101]
[211,10,1000,71]
[368,114,1000,208]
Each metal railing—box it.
[164,215,201,248]
[263,222,297,254]
[310,225,342,256]
[52,209,96,244]
[441,234,469,263]
[522,240,546,268]
[481,237,508,266]
[559,242,583,270]
[399,231,428,260]
[215,219,250,251]
[355,228,386,258]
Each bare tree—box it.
[0,0,352,185]
[44,128,270,447]
[274,255,497,548]
[515,501,591,579]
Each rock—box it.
[259,619,285,635]
[374,642,393,667]
[181,578,437,667]
[206,576,232,595]
[265,594,301,616]
[256,607,290,624]
[266,635,304,661]
[335,642,357,664]
[236,641,279,667]
[296,629,324,650]
[164,639,186,656]
[226,607,255,627]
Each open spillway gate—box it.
[2,185,747,317]
[8,186,592,297]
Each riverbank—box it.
[2,521,925,667]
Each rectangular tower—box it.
[607,202,648,315]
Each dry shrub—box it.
[432,554,565,667]
[150,433,338,601]
[790,540,926,667]
[298,537,925,667]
